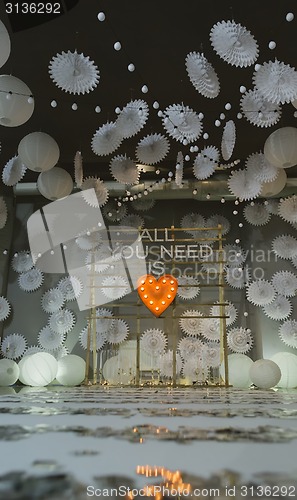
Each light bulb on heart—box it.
[137,274,178,317]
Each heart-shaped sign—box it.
[137,274,178,317]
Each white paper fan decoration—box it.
[210,301,237,326]
[81,177,109,207]
[41,288,65,314]
[279,319,297,348]
[244,203,271,226]
[91,121,122,156]
[101,276,129,300]
[116,99,149,138]
[178,337,205,360]
[265,199,279,215]
[182,358,207,381]
[47,346,69,360]
[24,345,44,356]
[225,265,250,289]
[175,151,184,187]
[227,168,262,201]
[210,20,259,67]
[177,275,200,300]
[159,350,183,377]
[253,59,297,104]
[224,244,247,266]
[49,50,100,94]
[240,89,281,128]
[136,133,169,164]
[0,296,11,322]
[1,333,27,359]
[131,198,155,212]
[185,52,220,98]
[227,327,253,354]
[49,308,75,334]
[272,234,297,259]
[58,276,83,300]
[74,151,83,188]
[18,268,44,292]
[205,214,230,238]
[199,318,220,342]
[79,326,106,351]
[271,271,297,297]
[106,319,129,344]
[120,213,144,229]
[11,251,34,273]
[85,249,110,274]
[278,195,297,224]
[246,153,278,183]
[221,120,236,161]
[193,145,219,180]
[180,212,205,237]
[205,342,221,368]
[95,307,114,333]
[2,155,27,186]
[75,229,102,251]
[0,196,8,229]
[162,103,202,143]
[179,309,204,336]
[110,154,140,184]
[103,200,128,221]
[141,328,167,356]
[263,294,292,321]
[38,326,65,350]
[246,279,276,306]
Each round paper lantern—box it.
[37,167,73,200]
[0,75,34,127]
[0,21,11,68]
[249,359,281,389]
[18,132,60,172]
[264,127,297,169]
[56,355,85,386]
[270,352,297,388]
[102,355,135,385]
[19,353,58,387]
[260,169,287,197]
[0,359,19,386]
[220,353,253,388]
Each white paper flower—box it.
[210,20,259,67]
[271,271,297,297]
[205,342,221,368]
[278,195,297,224]
[221,120,236,161]
[74,151,83,188]
[182,358,208,381]
[179,310,204,336]
[81,177,109,207]
[159,350,183,377]
[265,199,279,215]
[198,318,220,342]
[175,151,184,187]
[141,328,167,356]
[253,59,297,104]
[41,288,65,313]
[0,296,11,322]
[49,50,100,94]
[101,276,129,300]
[227,169,262,201]
[210,301,237,326]
[240,89,281,128]
[246,153,278,183]
[227,327,253,353]
[116,99,149,138]
[85,249,110,274]
[272,234,297,259]
[136,133,169,164]
[162,103,202,143]
[225,265,250,289]
[75,229,102,251]
[91,121,122,156]
[131,198,155,212]
[244,203,271,226]
[263,294,292,321]
[58,276,83,300]
[1,333,27,359]
[106,319,129,344]
[177,275,200,300]
[18,268,44,292]
[11,251,34,273]
[0,196,8,229]
[177,337,205,359]
[278,319,297,348]
[79,326,106,351]
[103,200,128,221]
[38,326,65,350]
[49,308,75,334]
[180,212,205,237]
[2,155,27,186]
[246,279,276,306]
[110,154,140,184]
[185,52,220,98]
[120,214,144,229]
[193,145,219,180]
[205,214,230,238]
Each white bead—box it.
[286,12,294,21]
[114,41,121,51]
[240,85,246,93]
[51,100,57,108]
[220,113,225,120]
[95,106,101,113]
[72,103,78,110]
[215,120,221,127]
[269,41,276,50]
[141,85,148,93]
[128,63,135,72]
[225,103,231,110]
[97,12,105,21]
[203,133,209,140]
[153,101,159,109]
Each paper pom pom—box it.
[159,350,183,377]
[178,337,205,359]
[131,198,155,212]
[38,326,65,350]
[210,20,259,67]
[49,309,75,334]
[1,333,27,359]
[246,279,276,306]
[79,327,106,351]
[18,268,44,292]
[0,197,8,229]
[271,271,297,297]
[74,151,83,188]
[2,155,27,186]
[106,319,129,344]
[136,133,169,164]
[162,103,202,143]
[101,276,129,300]
[272,234,297,259]
[221,120,236,161]
[49,50,100,95]
[225,265,250,289]
[185,52,220,98]
[120,213,144,228]
[175,151,184,187]
[58,276,83,301]
[103,200,128,221]
[11,251,33,273]
[199,318,220,342]
[279,319,297,348]
[95,307,114,332]
[180,212,205,237]
[227,327,253,353]
[182,358,208,381]
[263,294,292,321]
[205,342,221,367]
[193,145,219,180]
[240,89,281,128]
[210,301,237,326]
[278,195,297,223]
[110,154,140,184]
[75,229,102,251]
[91,121,122,156]
[81,177,109,207]
[116,99,149,138]
[246,153,278,183]
[41,288,65,313]
[227,168,262,201]
[0,296,11,322]
[177,275,200,300]
[179,309,204,336]
[244,203,271,226]
[141,328,167,356]
[253,60,297,104]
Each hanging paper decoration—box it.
[221,120,236,161]
[103,200,128,221]
[101,276,129,300]
[243,203,271,226]
[141,328,167,356]
[180,212,205,237]
[271,271,297,297]
[227,169,262,201]
[136,133,169,164]
[227,327,253,354]
[41,288,65,314]
[263,294,292,321]
[205,342,221,368]
[11,251,34,273]
[246,279,276,306]
[253,60,297,104]
[18,268,44,292]
[49,50,100,94]
[0,296,11,322]
[179,309,204,336]
[199,318,220,342]
[81,177,109,207]
[38,326,65,351]
[2,155,27,186]
[58,276,83,300]
[177,275,200,300]
[240,90,281,128]
[210,20,259,67]
[182,358,208,381]
[116,99,149,138]
[137,275,178,317]
[210,301,237,326]
[278,319,297,348]
[49,308,75,334]
[246,153,278,183]
[162,103,202,143]
[205,214,230,237]
[272,234,297,259]
[106,319,129,344]
[193,145,219,180]
[91,121,123,156]
[175,151,184,187]
[110,154,140,184]
[278,195,297,224]
[131,198,155,212]
[95,307,114,332]
[74,151,83,188]
[178,337,205,360]
[1,333,27,359]
[79,327,106,351]
[185,52,220,98]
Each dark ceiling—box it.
[1,0,297,184]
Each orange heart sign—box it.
[137,274,178,317]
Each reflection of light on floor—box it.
[132,465,191,499]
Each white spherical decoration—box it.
[260,169,287,196]
[56,355,86,386]
[114,41,121,51]
[268,41,276,50]
[270,352,297,388]
[141,85,149,93]
[0,75,34,127]
[18,132,60,172]
[51,100,57,108]
[249,359,281,389]
[0,359,19,386]
[19,353,58,387]
[286,12,294,22]
[220,353,253,388]
[0,20,11,68]
[37,167,73,200]
[97,11,105,21]
[128,63,135,72]
[264,127,297,169]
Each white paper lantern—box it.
[264,127,297,169]
[270,352,297,388]
[37,167,73,200]
[18,132,60,172]
[0,21,11,68]
[220,353,253,388]
[19,353,58,387]
[0,359,19,386]
[56,355,85,386]
[249,359,281,389]
[0,75,34,127]
[260,169,287,197]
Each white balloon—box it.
[56,355,86,386]
[19,353,58,387]
[220,353,253,388]
[249,359,281,389]
[264,127,297,169]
